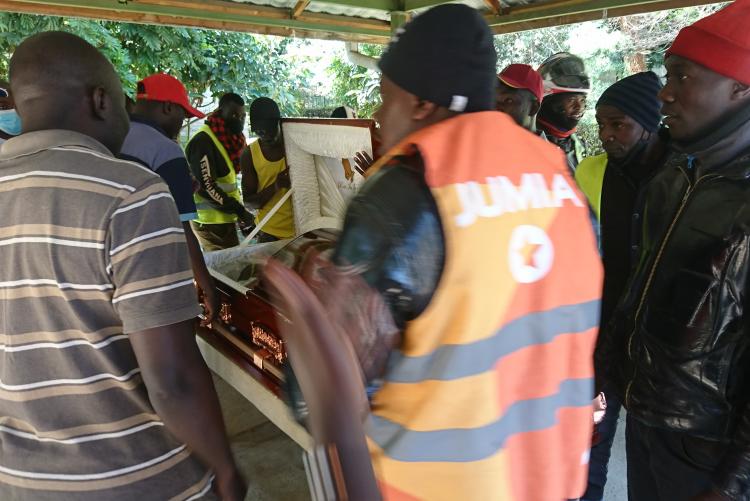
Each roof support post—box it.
[389,10,409,33]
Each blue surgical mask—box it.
[0,109,22,136]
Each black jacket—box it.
[598,114,750,498]
[333,157,444,329]
[599,134,668,331]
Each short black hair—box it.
[250,97,281,122]
[219,92,245,108]
[331,106,348,118]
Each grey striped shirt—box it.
[0,130,213,500]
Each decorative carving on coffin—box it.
[251,321,286,364]
[219,302,232,324]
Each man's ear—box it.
[732,81,750,102]
[413,99,439,121]
[162,101,173,115]
[91,85,108,121]
[529,99,541,117]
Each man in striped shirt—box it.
[0,32,244,500]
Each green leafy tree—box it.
[0,13,310,117]
[493,4,728,154]
[327,43,383,118]
[324,5,728,151]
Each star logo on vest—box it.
[508,225,554,284]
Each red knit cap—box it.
[666,0,750,85]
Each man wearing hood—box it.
[537,52,590,174]
[187,92,253,250]
[597,1,750,499]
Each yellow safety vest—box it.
[366,113,602,500]
[249,140,295,239]
[191,125,243,225]
[575,153,608,222]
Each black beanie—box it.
[378,4,496,113]
[597,71,663,133]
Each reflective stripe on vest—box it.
[575,153,608,222]
[190,125,242,224]
[365,112,602,501]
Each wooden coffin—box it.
[198,118,377,392]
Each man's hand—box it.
[198,284,219,327]
[215,469,247,501]
[129,320,243,501]
[237,209,255,227]
[354,151,374,176]
[690,489,732,501]
[274,169,291,190]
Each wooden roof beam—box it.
[0,0,391,42]
[483,0,503,15]
[487,0,724,32]
[291,0,311,18]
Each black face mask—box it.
[539,99,579,132]
[226,117,245,135]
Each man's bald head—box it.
[9,31,129,154]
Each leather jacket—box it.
[333,156,445,330]
[598,111,750,498]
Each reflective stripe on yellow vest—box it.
[191,125,242,224]
[249,140,294,239]
[365,112,602,501]
[575,153,608,222]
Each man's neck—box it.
[640,135,668,168]
[130,114,168,137]
[676,104,750,171]
[259,138,284,160]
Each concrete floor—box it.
[214,375,310,501]
[214,373,629,501]
[603,410,627,501]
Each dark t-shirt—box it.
[120,117,197,222]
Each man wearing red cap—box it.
[597,2,750,499]
[496,63,545,135]
[120,73,218,326]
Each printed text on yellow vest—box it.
[192,125,243,225]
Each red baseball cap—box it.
[498,64,544,102]
[136,73,205,119]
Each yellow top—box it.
[249,139,294,239]
[574,153,608,221]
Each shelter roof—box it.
[0,0,723,43]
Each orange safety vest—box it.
[365,112,602,501]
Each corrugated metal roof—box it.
[232,0,393,21]
[0,0,725,42]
